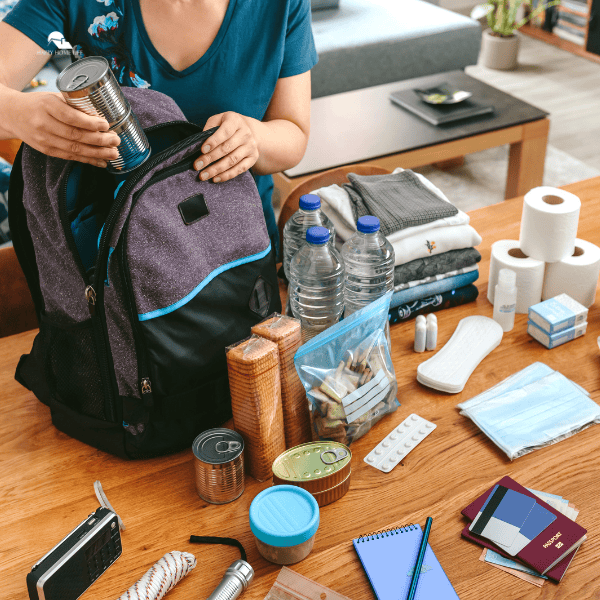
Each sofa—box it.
[310,0,482,98]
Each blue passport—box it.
[353,524,459,600]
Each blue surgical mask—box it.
[458,364,600,460]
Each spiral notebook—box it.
[353,524,460,600]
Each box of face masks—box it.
[527,320,587,349]
[528,294,588,335]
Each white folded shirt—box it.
[311,168,479,266]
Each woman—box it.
[0,0,318,249]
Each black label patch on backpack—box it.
[249,276,273,318]
[178,193,209,225]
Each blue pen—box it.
[406,517,433,600]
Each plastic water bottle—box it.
[341,216,395,316]
[282,194,335,282]
[289,226,345,342]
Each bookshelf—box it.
[520,0,600,63]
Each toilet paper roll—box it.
[542,238,600,308]
[488,240,545,314]
[519,186,580,263]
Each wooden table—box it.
[3,177,600,600]
[274,71,549,203]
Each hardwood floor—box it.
[466,34,600,171]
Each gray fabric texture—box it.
[310,0,481,98]
[394,247,481,286]
[105,261,139,398]
[22,149,90,323]
[344,170,459,236]
[128,166,267,315]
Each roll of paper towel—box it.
[542,238,600,307]
[519,187,580,263]
[488,240,545,314]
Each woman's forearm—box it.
[246,116,309,176]
[0,83,20,139]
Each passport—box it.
[469,485,536,547]
[462,476,587,581]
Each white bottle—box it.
[493,268,517,332]
[426,313,438,351]
[414,315,426,353]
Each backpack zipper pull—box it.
[141,377,153,407]
[141,378,152,394]
[85,285,97,315]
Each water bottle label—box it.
[499,303,516,313]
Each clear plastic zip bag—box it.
[294,292,399,445]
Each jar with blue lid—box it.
[249,485,320,564]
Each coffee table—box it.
[274,70,549,202]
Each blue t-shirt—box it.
[4,0,318,247]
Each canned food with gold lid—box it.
[272,441,351,506]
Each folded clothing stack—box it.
[313,169,482,321]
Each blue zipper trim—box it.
[294,292,392,360]
[138,243,272,321]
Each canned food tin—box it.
[272,441,351,506]
[57,56,130,126]
[192,428,245,505]
[107,109,151,174]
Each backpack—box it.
[8,87,281,458]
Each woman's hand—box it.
[8,92,121,167]
[194,111,259,182]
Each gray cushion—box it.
[311,0,481,98]
[311,0,340,10]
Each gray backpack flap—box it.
[9,88,281,458]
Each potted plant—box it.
[471,0,560,70]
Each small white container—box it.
[493,268,517,332]
[414,315,426,353]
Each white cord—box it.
[117,551,197,600]
[94,480,126,531]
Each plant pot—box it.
[480,29,520,70]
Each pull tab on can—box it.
[216,440,242,454]
[320,447,349,464]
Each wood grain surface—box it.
[2,177,600,600]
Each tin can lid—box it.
[272,442,351,483]
[192,428,244,464]
[57,56,110,92]
[249,486,319,547]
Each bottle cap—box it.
[498,268,517,288]
[306,226,330,245]
[357,216,380,233]
[299,194,321,211]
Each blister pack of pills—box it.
[364,413,436,472]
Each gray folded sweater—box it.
[344,170,458,236]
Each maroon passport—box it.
[461,476,587,582]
